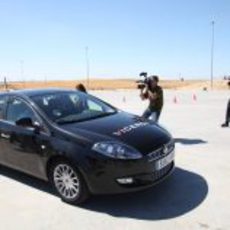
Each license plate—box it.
[155,151,174,170]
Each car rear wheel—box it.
[49,161,90,204]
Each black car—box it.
[0,89,175,204]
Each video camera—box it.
[136,72,151,90]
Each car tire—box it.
[49,160,90,205]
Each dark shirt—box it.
[147,85,163,112]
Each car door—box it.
[0,96,51,179]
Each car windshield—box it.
[31,91,117,124]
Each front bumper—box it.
[84,150,175,195]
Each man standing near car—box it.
[221,99,230,127]
[140,75,163,122]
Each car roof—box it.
[0,88,77,98]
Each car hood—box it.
[59,112,172,155]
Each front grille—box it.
[147,139,175,162]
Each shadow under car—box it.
[0,165,208,220]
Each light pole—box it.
[85,46,90,90]
[210,20,215,90]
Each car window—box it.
[6,98,38,124]
[0,95,7,119]
[87,99,103,112]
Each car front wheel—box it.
[49,161,90,204]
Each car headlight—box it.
[92,141,142,160]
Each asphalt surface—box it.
[0,89,229,230]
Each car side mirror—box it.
[16,117,41,134]
[16,117,34,127]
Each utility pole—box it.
[210,21,215,90]
[85,46,90,90]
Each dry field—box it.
[0,79,229,91]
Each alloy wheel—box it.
[53,164,80,200]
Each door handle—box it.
[1,133,10,139]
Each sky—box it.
[0,0,229,81]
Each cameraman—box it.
[140,76,163,122]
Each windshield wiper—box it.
[56,119,79,125]
[56,111,117,125]
[84,111,117,120]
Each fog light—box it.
[117,177,134,184]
